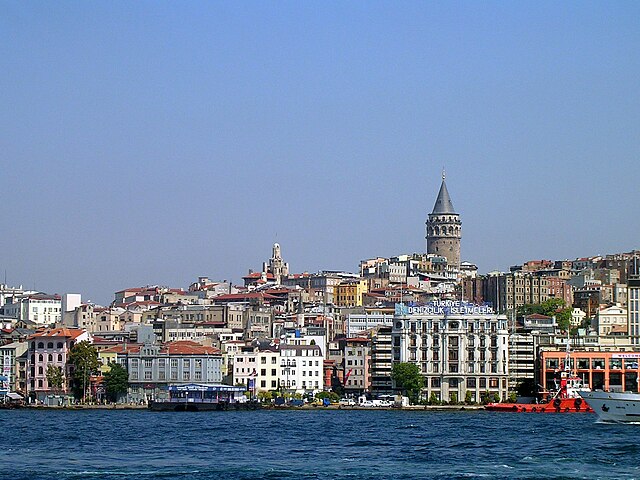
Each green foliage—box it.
[507,391,517,403]
[391,362,424,404]
[316,391,340,402]
[103,362,129,402]
[518,298,572,331]
[464,390,473,404]
[428,392,439,405]
[450,392,458,404]
[45,365,64,393]
[68,341,101,401]
[258,391,279,402]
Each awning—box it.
[7,392,23,400]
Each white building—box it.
[346,312,394,337]
[280,344,323,394]
[234,347,280,393]
[3,293,62,325]
[571,308,587,328]
[392,301,509,403]
[594,305,627,336]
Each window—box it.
[48,354,53,362]
[261,357,266,364]
[183,371,190,380]
[58,354,62,362]
[158,371,166,380]
[144,371,152,380]
[195,371,202,381]
[144,359,152,368]
[261,369,266,376]
[171,359,178,368]
[57,342,63,349]
[38,342,44,349]
[47,342,53,349]
[195,359,202,369]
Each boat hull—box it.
[578,390,640,423]
[148,400,261,412]
[485,397,593,413]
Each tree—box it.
[464,390,473,405]
[103,362,129,403]
[391,362,424,405]
[68,341,101,401]
[518,298,572,331]
[45,365,64,394]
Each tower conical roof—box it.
[431,179,456,214]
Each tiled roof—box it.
[101,344,142,354]
[162,341,221,355]
[28,328,86,340]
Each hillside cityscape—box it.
[1,174,639,406]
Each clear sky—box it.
[1,2,639,305]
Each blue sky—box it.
[1,2,639,304]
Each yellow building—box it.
[334,279,369,307]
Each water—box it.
[0,409,637,479]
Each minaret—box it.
[425,171,462,269]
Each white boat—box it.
[579,390,640,423]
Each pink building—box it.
[27,328,90,402]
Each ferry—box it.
[148,383,260,411]
[579,390,640,423]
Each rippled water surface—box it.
[0,409,637,479]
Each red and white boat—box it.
[486,342,594,414]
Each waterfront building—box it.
[540,350,640,393]
[370,326,393,396]
[26,328,90,402]
[342,337,371,395]
[233,345,280,393]
[106,340,223,403]
[279,344,323,394]
[425,172,461,271]
[0,341,28,396]
[392,301,509,402]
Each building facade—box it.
[27,328,90,402]
[392,301,509,403]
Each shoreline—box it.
[15,404,487,411]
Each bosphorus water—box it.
[0,409,637,479]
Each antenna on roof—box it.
[442,168,446,181]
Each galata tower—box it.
[425,171,461,269]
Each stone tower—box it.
[425,172,461,269]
